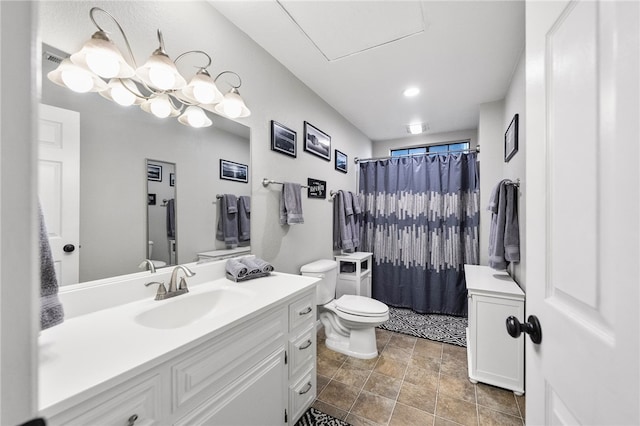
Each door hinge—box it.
[284,408,288,423]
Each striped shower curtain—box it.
[358,153,479,316]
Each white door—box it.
[38,103,80,286]
[525,1,639,425]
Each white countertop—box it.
[464,264,524,298]
[39,272,318,417]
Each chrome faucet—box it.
[144,265,195,301]
[138,259,156,273]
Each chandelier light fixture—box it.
[47,7,250,128]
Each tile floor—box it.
[313,328,526,426]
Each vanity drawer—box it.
[289,368,316,424]
[289,294,315,332]
[288,324,316,378]
[172,309,286,413]
[47,373,163,426]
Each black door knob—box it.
[63,244,75,253]
[506,315,542,344]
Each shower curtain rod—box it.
[354,145,480,164]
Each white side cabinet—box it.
[464,264,525,395]
[334,252,372,298]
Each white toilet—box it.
[147,241,167,268]
[301,259,389,359]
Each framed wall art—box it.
[505,113,519,162]
[304,121,331,161]
[271,120,297,157]
[220,159,248,183]
[335,150,347,173]
[147,164,162,181]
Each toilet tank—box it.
[300,259,338,305]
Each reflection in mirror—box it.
[146,160,177,269]
[40,43,251,286]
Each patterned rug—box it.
[295,407,351,426]
[378,307,468,347]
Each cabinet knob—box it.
[506,315,542,344]
[127,414,139,426]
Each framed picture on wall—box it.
[335,150,347,173]
[220,159,248,183]
[304,121,331,161]
[169,173,175,187]
[505,114,519,162]
[271,120,297,157]
[147,164,162,181]
[148,193,156,205]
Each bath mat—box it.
[295,407,351,426]
[378,306,468,347]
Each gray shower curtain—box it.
[359,153,479,316]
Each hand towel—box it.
[166,198,176,238]
[488,180,520,269]
[39,203,64,330]
[216,194,239,248]
[334,190,355,252]
[279,182,304,225]
[348,191,360,248]
[238,196,251,242]
[238,256,261,275]
[226,258,248,280]
[240,256,274,273]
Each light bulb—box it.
[150,96,171,118]
[222,98,242,118]
[85,51,119,79]
[110,82,136,106]
[186,107,206,128]
[192,83,216,104]
[61,69,94,93]
[149,66,175,91]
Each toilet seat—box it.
[335,295,388,317]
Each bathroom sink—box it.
[134,287,254,329]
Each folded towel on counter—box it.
[279,182,304,225]
[240,256,274,274]
[238,195,251,242]
[225,258,248,280]
[216,194,238,248]
[39,203,64,330]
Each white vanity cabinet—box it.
[464,264,525,395]
[42,276,317,426]
[335,252,373,298]
[287,294,316,423]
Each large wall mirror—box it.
[39,39,251,285]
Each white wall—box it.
[39,1,372,277]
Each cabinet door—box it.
[175,349,287,426]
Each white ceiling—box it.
[211,0,525,142]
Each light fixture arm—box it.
[175,50,213,71]
[214,70,243,89]
[89,7,138,68]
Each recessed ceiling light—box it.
[407,122,428,134]
[403,87,420,97]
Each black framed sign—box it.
[505,113,519,162]
[304,121,331,161]
[335,149,347,173]
[271,120,297,157]
[307,178,327,199]
[147,164,162,181]
[220,159,248,183]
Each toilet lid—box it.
[335,295,388,316]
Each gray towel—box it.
[279,183,304,225]
[334,190,355,252]
[238,196,251,242]
[488,180,520,269]
[244,256,274,273]
[166,198,175,238]
[348,191,360,248]
[238,257,260,275]
[39,204,64,330]
[216,194,239,248]
[226,258,248,279]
